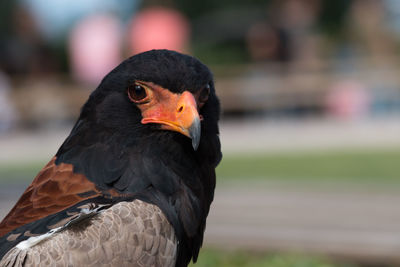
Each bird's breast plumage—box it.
[0,200,177,267]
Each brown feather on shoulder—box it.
[0,157,101,237]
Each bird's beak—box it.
[141,91,201,150]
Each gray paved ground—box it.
[206,181,400,264]
[0,184,25,220]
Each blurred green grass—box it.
[191,248,355,267]
[217,149,400,183]
[0,160,47,183]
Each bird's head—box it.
[79,49,220,154]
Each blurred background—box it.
[1,0,400,266]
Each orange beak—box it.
[141,91,201,150]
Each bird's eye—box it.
[128,84,148,103]
[199,84,210,103]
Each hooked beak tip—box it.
[189,117,201,150]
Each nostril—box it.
[177,106,184,113]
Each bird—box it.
[0,49,222,267]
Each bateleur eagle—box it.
[0,49,222,267]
